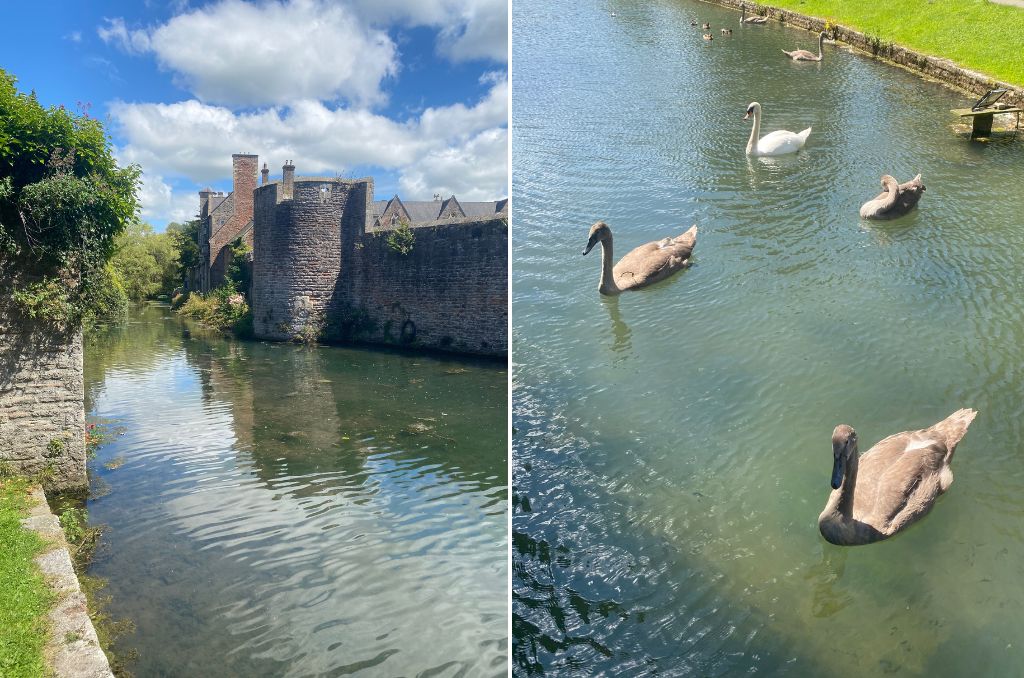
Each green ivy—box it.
[0,69,140,326]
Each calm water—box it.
[83,305,507,676]
[512,0,1024,675]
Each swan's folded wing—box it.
[613,243,688,288]
[854,431,948,526]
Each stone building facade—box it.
[197,157,508,357]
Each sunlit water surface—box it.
[512,0,1024,675]
[83,305,507,676]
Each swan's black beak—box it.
[830,455,844,490]
[583,239,597,255]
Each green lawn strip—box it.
[762,0,1024,86]
[0,478,53,678]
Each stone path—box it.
[21,487,114,678]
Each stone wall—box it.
[345,217,508,356]
[0,307,86,491]
[711,0,1024,106]
[251,177,373,340]
[251,175,508,357]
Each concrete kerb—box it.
[704,0,1024,108]
[20,486,113,678]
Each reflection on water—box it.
[513,0,1024,675]
[602,298,632,360]
[83,305,507,676]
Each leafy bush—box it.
[178,283,253,336]
[227,238,252,295]
[386,220,415,255]
[0,69,141,325]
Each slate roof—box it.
[369,195,508,228]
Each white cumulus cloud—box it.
[112,76,508,218]
[351,0,507,63]
[103,0,398,107]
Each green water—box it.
[83,305,507,676]
[512,0,1024,675]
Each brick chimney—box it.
[231,153,258,226]
[261,162,269,186]
[282,160,295,200]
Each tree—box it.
[0,69,140,324]
[168,218,200,291]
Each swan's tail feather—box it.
[671,225,697,256]
[936,408,977,462]
[674,225,697,244]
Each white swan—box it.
[743,102,811,156]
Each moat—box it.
[513,0,1024,675]
[82,305,507,676]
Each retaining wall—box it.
[710,0,1024,106]
[0,304,86,491]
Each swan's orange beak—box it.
[743,112,750,120]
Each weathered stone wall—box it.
[344,217,508,356]
[251,178,373,340]
[710,0,1024,106]
[251,175,507,356]
[0,306,86,491]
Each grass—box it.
[762,0,1024,86]
[0,478,52,678]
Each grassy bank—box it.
[0,478,51,678]
[759,0,1024,86]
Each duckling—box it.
[702,22,711,29]
[702,32,713,41]
[720,27,733,35]
[691,19,698,26]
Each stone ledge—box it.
[704,0,1024,105]
[20,486,114,678]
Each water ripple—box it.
[514,0,1024,675]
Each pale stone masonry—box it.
[22,486,114,677]
[0,303,86,491]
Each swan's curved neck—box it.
[836,450,858,518]
[598,235,620,295]
[746,107,761,155]
[817,33,824,59]
[880,177,899,210]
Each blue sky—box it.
[0,0,508,229]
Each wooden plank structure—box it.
[951,105,1022,137]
